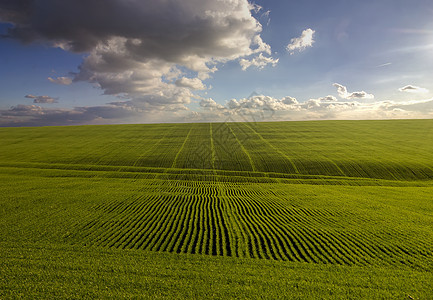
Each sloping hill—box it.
[1,119,432,298]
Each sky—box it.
[1,0,433,126]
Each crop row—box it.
[69,178,432,268]
[2,122,433,181]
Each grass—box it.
[2,242,432,299]
[1,119,433,298]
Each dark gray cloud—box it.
[1,0,263,55]
[0,104,140,127]
[2,104,44,116]
[1,0,271,111]
[25,94,58,103]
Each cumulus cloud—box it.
[0,104,147,127]
[196,88,433,122]
[227,95,299,112]
[317,95,338,102]
[281,96,298,105]
[199,94,293,122]
[200,98,225,110]
[175,77,206,90]
[25,94,58,103]
[0,0,272,111]
[286,28,315,54]
[197,94,300,122]
[333,83,374,100]
[347,91,374,99]
[333,83,348,98]
[398,85,429,94]
[239,53,279,70]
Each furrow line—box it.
[239,197,307,261]
[205,195,217,255]
[209,123,217,175]
[132,195,179,250]
[313,229,365,265]
[133,126,174,167]
[188,194,204,254]
[294,226,348,264]
[236,197,282,260]
[171,126,193,169]
[110,195,164,248]
[102,197,159,248]
[104,196,167,249]
[201,195,211,255]
[228,195,259,258]
[153,195,190,252]
[79,195,150,243]
[173,195,197,253]
[123,194,174,249]
[217,183,247,258]
[233,196,270,259]
[215,196,232,256]
[226,123,256,172]
[241,122,299,174]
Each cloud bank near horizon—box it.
[197,92,433,123]
[2,84,433,126]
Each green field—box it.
[1,120,433,298]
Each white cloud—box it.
[200,98,225,110]
[281,96,298,105]
[317,95,338,102]
[333,83,348,98]
[47,76,72,85]
[375,62,392,68]
[175,77,206,90]
[196,90,433,122]
[239,53,279,70]
[260,10,271,26]
[286,28,315,54]
[198,95,301,122]
[398,85,429,94]
[25,94,58,104]
[333,83,374,100]
[227,95,299,112]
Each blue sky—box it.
[1,0,433,126]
